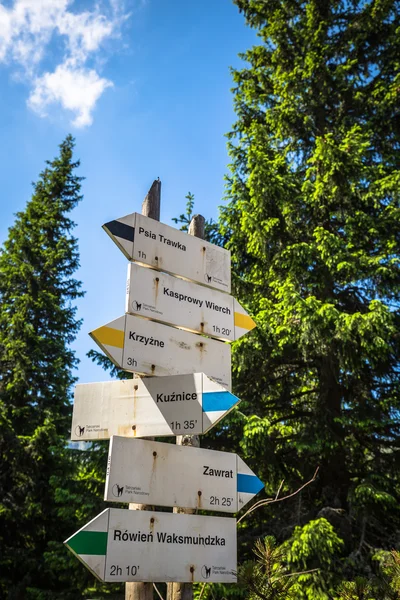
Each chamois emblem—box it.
[112,484,124,497]
[202,565,211,579]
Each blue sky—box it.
[0,0,255,383]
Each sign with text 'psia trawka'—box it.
[71,374,240,441]
[103,212,231,293]
[126,263,256,342]
[64,508,236,583]
[90,314,232,390]
[105,437,264,513]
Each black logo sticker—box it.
[202,565,211,579]
[112,484,125,497]
[75,425,85,437]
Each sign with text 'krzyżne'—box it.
[90,314,232,390]
[103,212,231,293]
[126,262,255,342]
[71,373,240,441]
[105,437,264,513]
[64,508,236,583]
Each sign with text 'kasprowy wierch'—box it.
[126,262,255,342]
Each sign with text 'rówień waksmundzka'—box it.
[64,508,236,583]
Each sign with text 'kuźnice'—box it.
[90,314,232,390]
[71,374,240,441]
[103,212,231,293]
[64,508,236,583]
[126,262,255,342]
[105,437,264,513]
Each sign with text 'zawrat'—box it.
[71,374,240,440]
[103,212,231,293]
[90,314,232,390]
[105,437,264,513]
[126,262,255,342]
[64,508,236,583]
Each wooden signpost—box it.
[65,180,260,598]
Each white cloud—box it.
[0,0,126,127]
[29,60,113,127]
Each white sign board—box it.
[71,374,240,441]
[103,212,231,293]
[126,262,255,342]
[90,314,232,390]
[105,437,264,513]
[65,508,236,583]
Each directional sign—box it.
[105,437,264,513]
[65,508,236,583]
[103,212,231,293]
[71,374,240,441]
[90,314,232,390]
[126,262,256,342]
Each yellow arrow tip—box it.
[90,325,124,349]
[234,312,256,332]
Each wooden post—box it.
[125,179,161,600]
[167,214,205,600]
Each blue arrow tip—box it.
[237,473,264,495]
[203,390,240,413]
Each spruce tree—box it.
[0,136,89,598]
[215,0,400,592]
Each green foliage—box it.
[87,347,130,380]
[194,0,400,596]
[238,536,298,599]
[0,137,115,598]
[335,550,400,598]
[335,577,375,600]
[284,518,344,599]
[172,191,196,231]
[373,550,400,599]
[172,192,221,243]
